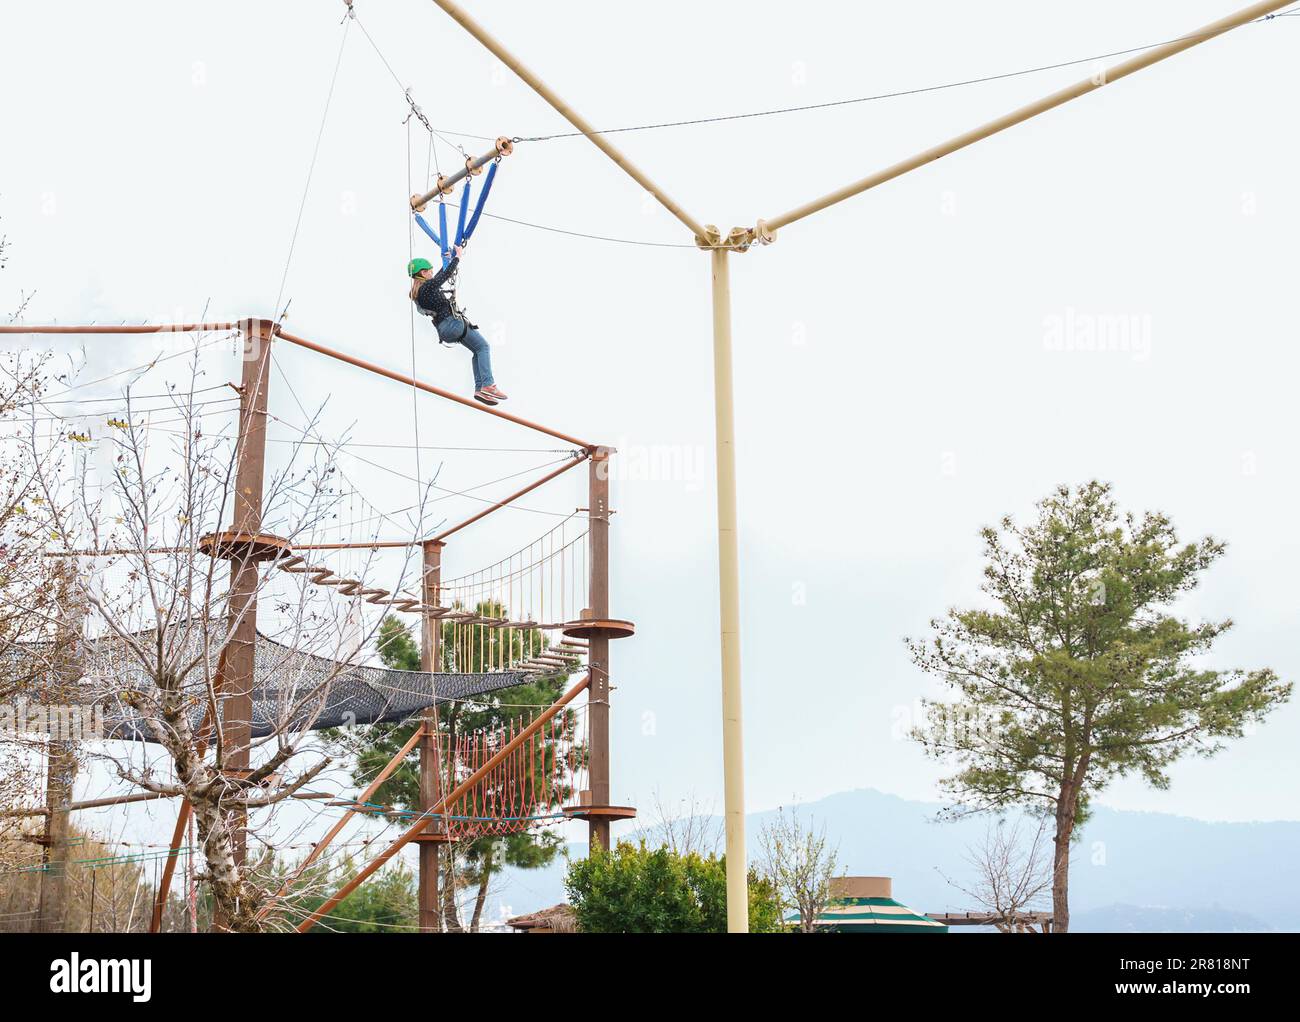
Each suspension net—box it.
[14,627,527,743]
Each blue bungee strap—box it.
[414,212,442,249]
[462,161,497,244]
[438,201,451,266]
[455,177,471,246]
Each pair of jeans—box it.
[436,317,494,390]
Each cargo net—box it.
[343,703,589,839]
[439,702,589,839]
[25,627,529,743]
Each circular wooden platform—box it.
[561,804,638,821]
[198,531,291,562]
[561,618,636,641]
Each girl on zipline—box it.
[408,244,508,406]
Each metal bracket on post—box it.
[722,227,754,252]
[752,218,777,246]
[694,224,722,251]
[696,224,762,253]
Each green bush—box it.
[564,841,783,933]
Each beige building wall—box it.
[829,876,892,899]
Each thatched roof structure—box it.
[506,903,578,933]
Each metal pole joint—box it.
[696,224,762,253]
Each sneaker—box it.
[474,389,499,406]
[482,385,509,401]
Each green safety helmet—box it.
[407,257,433,278]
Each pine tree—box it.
[909,481,1291,932]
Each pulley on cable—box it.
[411,137,514,266]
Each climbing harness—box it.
[411,260,472,345]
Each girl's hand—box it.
[453,244,464,258]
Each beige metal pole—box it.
[711,246,747,933]
[427,0,710,243]
[760,0,1295,235]
[427,0,751,933]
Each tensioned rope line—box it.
[148,424,572,455]
[349,4,468,160]
[264,451,580,541]
[285,438,575,454]
[149,426,573,455]
[12,395,241,426]
[319,4,1300,253]
[16,405,242,451]
[406,116,426,538]
[512,8,1300,141]
[266,355,445,547]
[344,3,693,250]
[365,194,695,249]
[411,6,1300,143]
[18,383,230,406]
[265,407,584,522]
[273,15,352,319]
[452,202,696,249]
[35,330,235,403]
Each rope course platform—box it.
[7,311,635,932]
[8,0,1293,937]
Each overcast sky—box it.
[4,0,1299,854]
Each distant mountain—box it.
[1071,904,1274,933]
[483,788,1300,932]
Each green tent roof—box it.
[786,897,948,933]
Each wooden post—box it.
[222,319,274,871]
[36,742,76,933]
[418,540,445,933]
[587,449,612,851]
[37,562,83,934]
[150,803,191,932]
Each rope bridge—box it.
[278,512,596,677]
